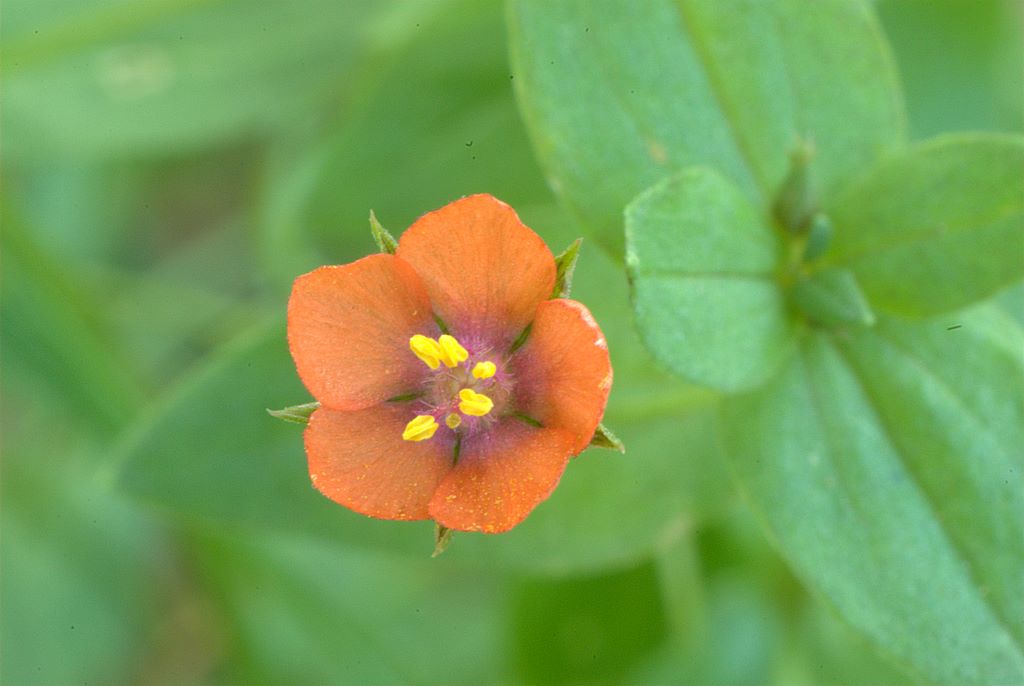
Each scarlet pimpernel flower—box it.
[285,194,613,535]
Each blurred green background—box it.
[1,1,1021,684]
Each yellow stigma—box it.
[437,334,469,368]
[402,414,439,442]
[445,413,462,429]
[409,335,443,369]
[472,361,496,379]
[458,388,494,417]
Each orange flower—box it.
[287,194,612,533]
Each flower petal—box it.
[396,194,556,344]
[288,254,436,411]
[305,405,454,520]
[428,420,575,533]
[511,299,612,454]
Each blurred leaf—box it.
[625,168,795,392]
[260,0,553,283]
[1,460,163,686]
[626,574,783,686]
[511,561,668,684]
[193,529,506,685]
[1,0,442,158]
[824,134,1024,316]
[878,0,1024,139]
[721,305,1024,685]
[0,207,146,434]
[508,0,905,254]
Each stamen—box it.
[409,335,442,369]
[458,388,494,417]
[437,334,469,368]
[402,414,439,442]
[472,361,496,379]
[445,413,462,429]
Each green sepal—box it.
[773,140,819,233]
[552,237,583,298]
[369,210,398,254]
[792,268,875,328]
[589,422,625,453]
[432,524,453,557]
[266,401,319,425]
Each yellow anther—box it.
[445,413,462,430]
[437,334,469,368]
[409,335,443,369]
[472,361,497,379]
[458,388,494,417]
[402,415,439,442]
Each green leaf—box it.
[509,0,905,253]
[625,168,796,392]
[791,268,875,328]
[878,0,1024,139]
[721,305,1024,685]
[823,134,1024,316]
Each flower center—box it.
[401,333,506,442]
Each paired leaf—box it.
[509,0,905,253]
[625,168,796,392]
[721,306,1024,685]
[824,134,1024,316]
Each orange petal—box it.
[305,405,454,521]
[288,254,435,411]
[396,194,556,344]
[428,420,575,533]
[510,299,612,454]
